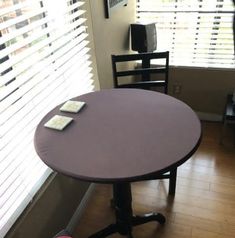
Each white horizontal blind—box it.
[0,0,94,236]
[137,0,235,68]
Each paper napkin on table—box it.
[60,100,85,113]
[44,115,73,131]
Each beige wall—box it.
[87,0,136,89]
[168,67,235,117]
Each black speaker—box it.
[131,23,157,53]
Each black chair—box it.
[111,51,177,195]
[111,51,169,94]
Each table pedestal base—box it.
[89,183,165,238]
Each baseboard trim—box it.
[196,111,222,122]
[66,183,96,234]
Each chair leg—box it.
[220,119,226,145]
[168,168,177,195]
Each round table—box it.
[34,89,201,238]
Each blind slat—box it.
[0,9,85,46]
[0,19,86,76]
[0,7,47,31]
[0,30,88,87]
[0,39,89,103]
[0,0,41,16]
[137,0,235,68]
[0,15,86,61]
[0,0,84,30]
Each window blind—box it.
[0,0,94,236]
[137,0,235,68]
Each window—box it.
[0,0,94,236]
[137,0,235,68]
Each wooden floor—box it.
[74,122,235,238]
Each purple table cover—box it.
[34,89,201,183]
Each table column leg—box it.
[113,182,166,231]
[169,168,177,195]
[113,182,133,236]
[89,182,133,238]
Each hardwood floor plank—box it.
[192,228,234,238]
[174,213,222,233]
[210,183,235,196]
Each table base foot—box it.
[88,224,118,238]
[132,213,166,226]
[88,213,165,238]
[89,183,165,238]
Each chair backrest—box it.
[111,51,169,94]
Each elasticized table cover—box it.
[34,89,201,183]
